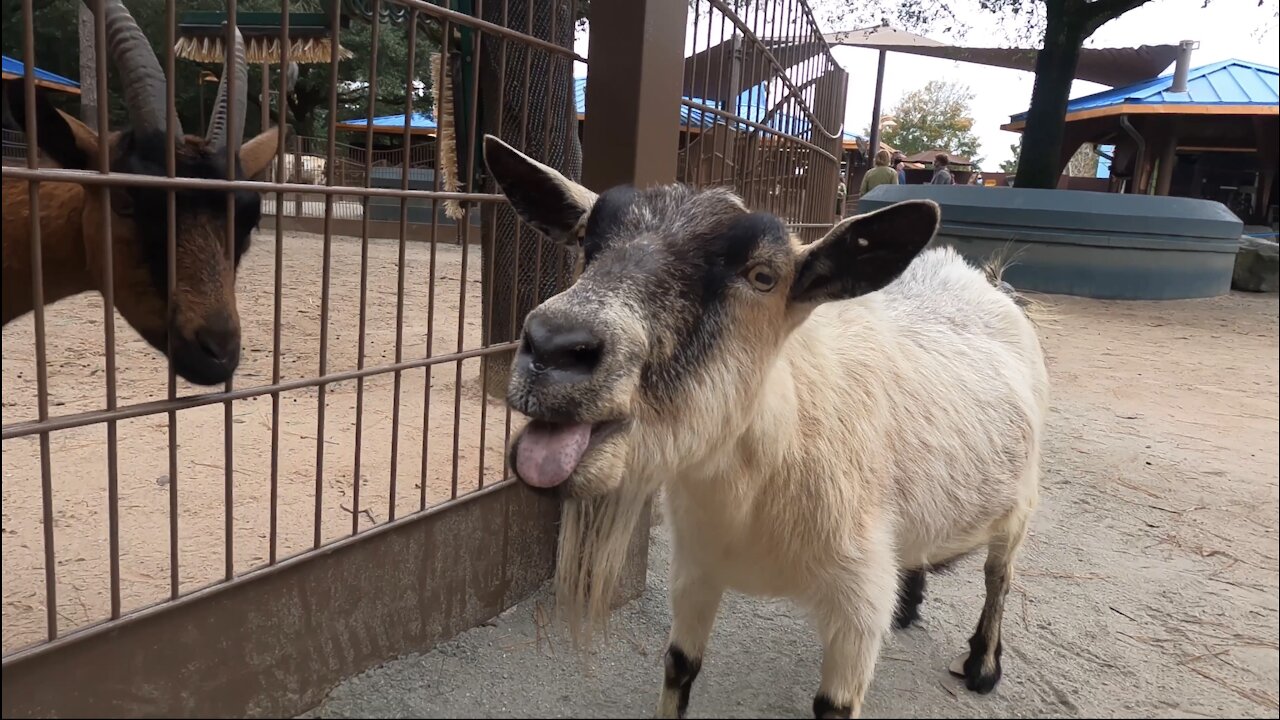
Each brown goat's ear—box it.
[239,128,282,180]
[790,199,939,305]
[483,134,597,246]
[4,81,97,169]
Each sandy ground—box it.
[303,290,1280,718]
[2,229,522,654]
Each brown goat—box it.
[2,0,279,386]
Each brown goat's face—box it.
[23,98,279,386]
[484,136,940,498]
[88,131,271,386]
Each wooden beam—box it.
[1001,103,1278,132]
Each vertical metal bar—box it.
[745,0,769,206]
[165,0,181,599]
[451,0,486,500]
[497,0,513,473]
[479,4,511,490]
[418,20,450,511]
[694,2,716,189]
[390,9,418,521]
[716,30,737,192]
[315,0,343,547]
[223,0,240,582]
[711,9,730,195]
[680,3,700,185]
[352,0,383,534]
[89,0,122,621]
[261,62,271,142]
[270,0,291,564]
[21,0,57,642]
[502,0,537,483]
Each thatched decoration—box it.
[431,51,464,220]
[174,35,352,65]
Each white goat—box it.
[273,153,327,185]
[482,135,1050,719]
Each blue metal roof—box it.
[1,55,80,91]
[342,79,819,139]
[577,76,815,136]
[1010,59,1278,122]
[337,111,437,130]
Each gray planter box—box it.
[366,167,482,227]
[857,185,1243,300]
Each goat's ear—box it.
[790,199,939,305]
[4,81,96,169]
[483,134,597,245]
[239,127,282,180]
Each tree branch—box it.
[1081,0,1155,31]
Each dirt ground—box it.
[3,232,1278,716]
[306,289,1280,718]
[2,229,517,653]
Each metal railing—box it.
[2,0,580,665]
[2,0,845,713]
[679,0,848,242]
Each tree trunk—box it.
[1013,9,1085,189]
[78,4,97,131]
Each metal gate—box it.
[678,0,848,242]
[1,0,846,716]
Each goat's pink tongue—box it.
[516,421,591,488]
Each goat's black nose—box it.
[195,317,241,368]
[521,314,603,380]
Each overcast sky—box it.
[572,0,1279,167]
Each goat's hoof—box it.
[949,650,1002,694]
[893,606,920,629]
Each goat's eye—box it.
[746,265,776,292]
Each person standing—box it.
[859,149,899,196]
[893,152,908,184]
[931,153,955,185]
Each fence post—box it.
[581,0,689,604]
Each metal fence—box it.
[679,0,847,243]
[1,0,844,715]
[2,127,28,165]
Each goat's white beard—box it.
[553,481,651,650]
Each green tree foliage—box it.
[877,79,981,162]
[2,0,437,141]
[999,143,1020,174]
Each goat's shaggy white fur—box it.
[651,245,1048,717]
[481,135,1049,719]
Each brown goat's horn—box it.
[205,24,248,152]
[88,0,181,138]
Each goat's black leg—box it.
[656,571,723,718]
[950,512,1030,694]
[893,569,926,629]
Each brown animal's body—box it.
[482,135,1049,719]
[2,0,280,386]
[2,181,92,323]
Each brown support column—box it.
[867,49,887,160]
[580,0,690,602]
[581,0,689,190]
[1154,120,1178,197]
[1253,117,1278,222]
[261,62,271,135]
